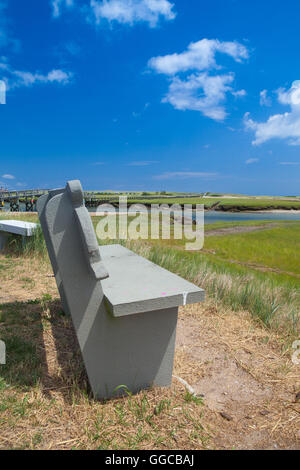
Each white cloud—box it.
[245,158,259,164]
[279,161,300,165]
[162,72,235,121]
[2,174,15,179]
[260,89,271,107]
[128,160,158,166]
[232,89,247,98]
[148,39,248,75]
[51,0,74,18]
[276,84,300,105]
[0,59,73,90]
[245,81,300,145]
[90,0,176,27]
[12,69,72,88]
[47,69,72,83]
[148,38,249,121]
[154,171,218,180]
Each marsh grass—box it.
[5,225,47,258]
[115,240,300,336]
[127,196,300,210]
[2,214,299,334]
[204,223,300,278]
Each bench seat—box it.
[0,220,37,236]
[100,244,204,317]
[0,220,37,250]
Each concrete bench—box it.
[0,220,38,250]
[37,180,205,399]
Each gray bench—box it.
[37,180,205,399]
[0,220,38,250]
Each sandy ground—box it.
[0,253,299,449]
[175,304,300,449]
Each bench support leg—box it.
[0,232,9,251]
[84,306,179,400]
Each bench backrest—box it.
[39,181,115,394]
[37,188,70,316]
[38,181,109,350]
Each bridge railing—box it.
[1,189,205,203]
[0,189,50,199]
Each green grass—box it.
[126,197,214,206]
[204,223,300,278]
[0,220,47,258]
[0,335,41,387]
[94,213,300,334]
[215,198,300,211]
[0,213,38,223]
[0,300,44,389]
[94,215,300,290]
[126,196,300,210]
[119,240,300,335]
[1,212,299,335]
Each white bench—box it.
[0,220,38,250]
[37,180,205,399]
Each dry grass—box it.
[0,253,211,450]
[0,251,299,449]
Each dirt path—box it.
[199,248,300,279]
[175,303,300,449]
[205,223,282,237]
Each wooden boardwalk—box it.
[0,189,203,212]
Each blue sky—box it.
[0,0,300,195]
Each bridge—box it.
[0,189,50,211]
[0,189,204,212]
[0,189,120,212]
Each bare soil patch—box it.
[176,304,300,449]
[205,223,281,237]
